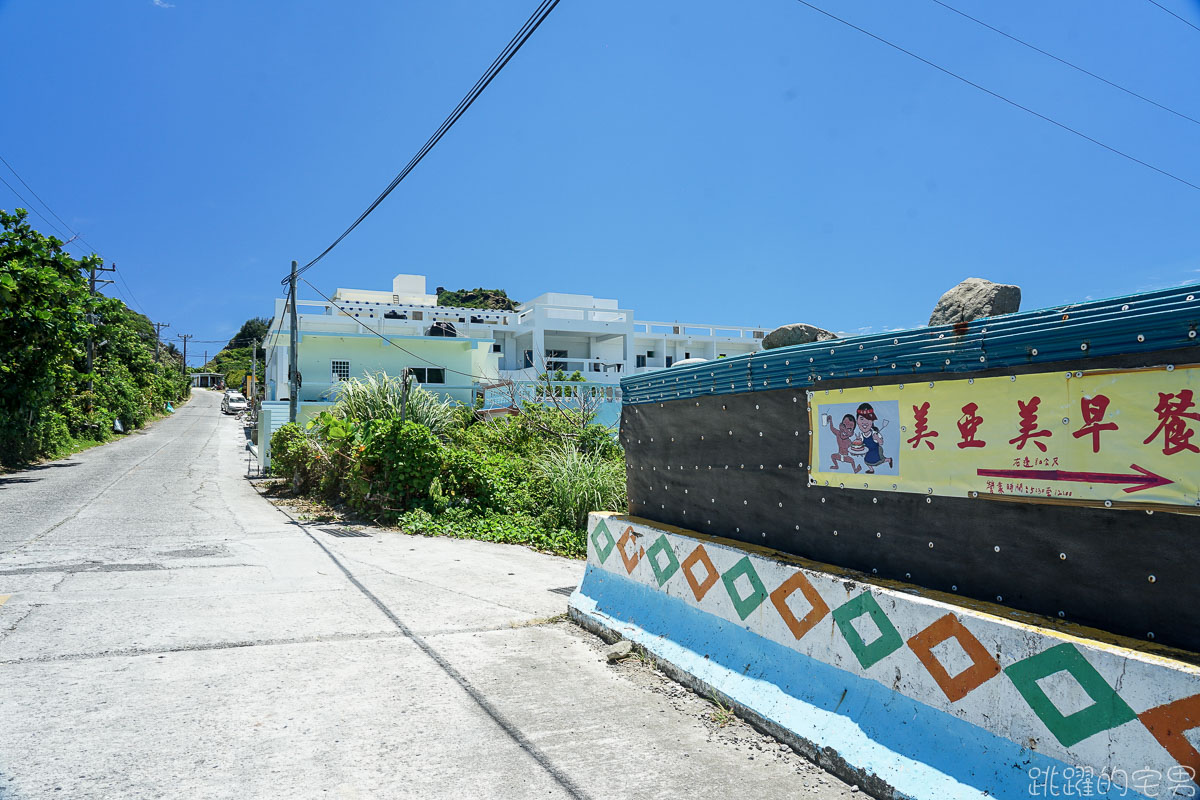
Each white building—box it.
[267,273,768,390]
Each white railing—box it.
[633,320,766,339]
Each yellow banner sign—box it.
[807,366,1200,509]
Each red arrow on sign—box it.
[976,464,1173,494]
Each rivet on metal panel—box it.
[982,328,988,333]
[1189,295,1195,302]
[1190,331,1197,339]
[1104,500,1113,508]
[945,359,951,365]
[891,363,897,369]
[892,483,897,489]
[872,498,877,504]
[1031,348,1039,356]
[1147,632,1155,640]
[701,435,705,440]
[1010,376,1016,382]
[928,542,934,548]
[869,386,874,392]
[740,464,744,469]
[839,483,845,489]
[671,437,675,441]
[1122,304,1130,311]
[830,348,835,355]
[711,498,715,503]
[915,361,922,367]
[1149,575,1157,583]
[876,532,881,538]
[762,532,767,538]
[893,338,899,345]
[873,355,878,361]
[906,573,912,579]
[929,381,934,388]
[1167,364,1176,372]
[968,378,974,385]
[736,527,741,533]
[820,497,826,503]
[971,491,978,498]
[795,431,800,436]
[952,585,958,591]
[1137,334,1145,343]
[758,432,763,437]
[1059,553,1067,560]
[925,497,932,504]
[979,356,986,362]
[1061,417,1069,425]
[728,431,733,435]
[759,464,764,469]
[1147,509,1154,514]
[786,378,792,385]
[650,437,654,442]
[707,520,712,525]
[899,383,905,390]
[786,360,790,366]
[1081,343,1089,351]
[833,530,838,535]
[872,569,878,574]
[809,357,814,363]
[996,596,1003,602]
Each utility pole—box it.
[179,334,193,379]
[251,338,258,400]
[85,261,116,396]
[288,260,299,423]
[152,321,171,362]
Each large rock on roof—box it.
[762,323,837,350]
[928,278,1021,326]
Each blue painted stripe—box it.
[573,564,1152,800]
[620,282,1200,405]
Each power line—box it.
[287,0,562,285]
[928,0,1200,128]
[0,173,74,240]
[789,0,1200,193]
[1144,0,1200,34]
[0,154,79,236]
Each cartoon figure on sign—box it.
[822,413,862,473]
[853,402,893,474]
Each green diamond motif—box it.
[590,520,616,564]
[831,592,903,669]
[1004,643,1137,748]
[721,556,768,620]
[646,535,680,586]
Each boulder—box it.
[604,640,634,662]
[762,323,837,350]
[928,278,1021,326]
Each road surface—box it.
[0,390,854,799]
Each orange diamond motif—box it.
[769,571,830,642]
[616,526,645,574]
[680,544,719,601]
[1139,693,1200,782]
[907,613,1001,703]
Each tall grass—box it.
[537,444,627,531]
[325,371,455,437]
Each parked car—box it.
[221,392,248,415]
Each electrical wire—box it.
[928,0,1200,128]
[0,173,74,240]
[0,154,80,236]
[1144,0,1200,34]
[789,0,1200,193]
[286,0,562,285]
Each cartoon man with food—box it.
[822,412,862,473]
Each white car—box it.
[221,392,248,415]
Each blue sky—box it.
[2,0,1198,363]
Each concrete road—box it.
[0,390,855,799]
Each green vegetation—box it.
[435,287,517,311]
[269,373,625,558]
[199,317,269,394]
[0,209,191,467]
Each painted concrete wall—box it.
[571,513,1200,800]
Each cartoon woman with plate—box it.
[853,402,893,474]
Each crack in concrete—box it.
[0,630,408,665]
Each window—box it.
[546,349,568,371]
[636,355,646,368]
[410,367,445,384]
[665,356,674,367]
[331,360,350,382]
[491,343,502,353]
[684,352,691,359]
[646,350,655,358]
[523,350,534,369]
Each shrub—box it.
[536,444,627,531]
[325,371,455,438]
[347,419,442,515]
[270,423,324,493]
